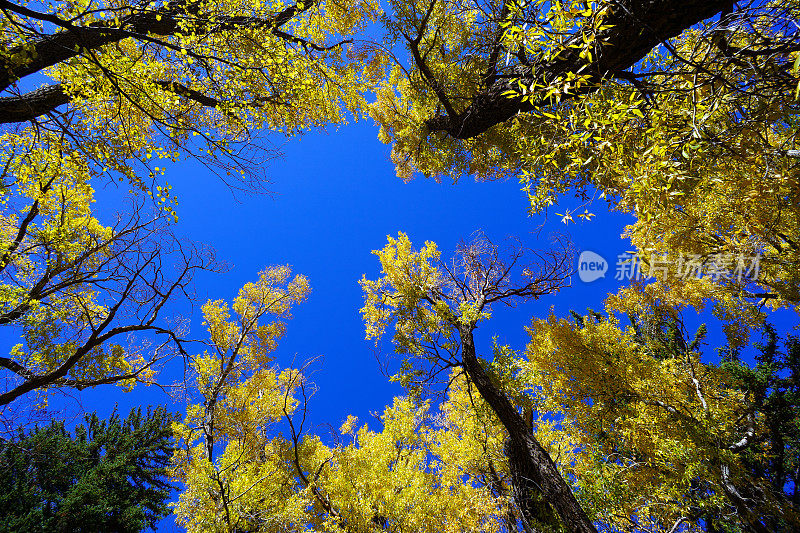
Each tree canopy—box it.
[0,0,798,532]
[0,0,380,404]
[373,0,800,327]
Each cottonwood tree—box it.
[0,151,216,405]
[0,0,380,405]
[373,0,800,319]
[373,0,741,177]
[0,0,380,194]
[359,232,593,532]
[171,265,311,531]
[172,266,510,532]
[360,233,800,532]
[526,306,800,532]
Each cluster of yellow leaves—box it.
[370,0,532,182]
[606,280,766,349]
[317,394,504,532]
[0,128,151,392]
[510,3,800,323]
[370,0,615,183]
[172,266,311,531]
[172,366,312,532]
[2,0,383,214]
[360,232,448,344]
[176,366,509,531]
[522,309,774,530]
[360,233,498,390]
[373,0,800,339]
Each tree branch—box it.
[0,85,70,123]
[424,0,735,139]
[0,0,320,114]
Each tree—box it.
[0,0,380,190]
[0,406,176,532]
[173,264,510,533]
[373,0,800,319]
[359,233,800,532]
[171,265,311,531]
[0,169,216,405]
[720,324,800,531]
[172,234,800,533]
[376,0,738,142]
[359,232,596,532]
[373,0,738,176]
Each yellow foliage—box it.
[372,0,800,325]
[173,266,310,531]
[523,307,781,529]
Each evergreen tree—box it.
[0,407,175,532]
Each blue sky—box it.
[77,117,640,430]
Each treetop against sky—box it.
[0,0,799,531]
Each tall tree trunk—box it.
[459,325,597,533]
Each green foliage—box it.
[719,324,800,531]
[0,407,176,533]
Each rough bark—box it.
[425,0,735,139]
[506,438,564,532]
[0,85,69,123]
[459,325,597,533]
